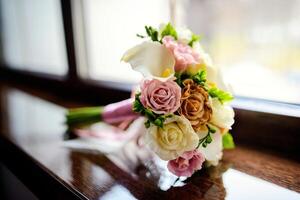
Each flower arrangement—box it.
[66,23,235,178]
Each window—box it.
[0,0,68,75]
[179,0,300,104]
[75,0,171,83]
[0,0,299,107]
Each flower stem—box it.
[65,107,104,129]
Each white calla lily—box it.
[121,41,175,80]
[198,127,223,166]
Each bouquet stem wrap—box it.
[102,99,139,123]
[66,99,139,129]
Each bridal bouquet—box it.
[66,23,235,177]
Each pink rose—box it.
[167,150,205,177]
[162,36,200,72]
[140,79,181,114]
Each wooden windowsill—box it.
[0,82,299,199]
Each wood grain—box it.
[0,84,299,200]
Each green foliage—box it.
[137,23,202,49]
[175,70,208,90]
[143,110,173,128]
[145,26,159,42]
[160,23,178,40]
[176,70,233,104]
[137,23,178,43]
[133,93,172,128]
[222,132,235,149]
[188,33,201,47]
[136,33,145,38]
[197,125,216,148]
[145,114,173,128]
[174,72,183,86]
[133,93,144,113]
[192,70,207,86]
[208,87,234,104]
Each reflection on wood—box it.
[0,84,299,199]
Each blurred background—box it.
[0,1,300,199]
[0,0,299,104]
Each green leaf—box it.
[144,120,151,128]
[144,109,156,120]
[192,70,207,86]
[188,33,201,47]
[145,26,159,42]
[208,87,234,104]
[174,72,183,86]
[176,70,208,88]
[206,135,212,143]
[136,33,145,38]
[133,92,173,128]
[222,132,235,149]
[132,93,144,113]
[208,125,216,133]
[160,23,178,40]
[197,124,216,148]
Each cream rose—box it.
[210,98,235,129]
[145,115,199,160]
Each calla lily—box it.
[121,41,175,80]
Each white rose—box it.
[158,24,193,44]
[198,126,223,166]
[145,115,199,160]
[176,27,193,44]
[189,43,230,91]
[186,43,217,83]
[211,98,235,129]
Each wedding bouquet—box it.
[66,23,235,177]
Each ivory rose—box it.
[176,27,193,44]
[187,42,230,92]
[145,115,199,160]
[140,79,181,114]
[162,36,201,72]
[179,79,212,131]
[210,98,235,129]
[167,150,205,177]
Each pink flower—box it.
[167,150,205,177]
[162,36,201,72]
[140,79,181,114]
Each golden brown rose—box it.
[179,79,212,131]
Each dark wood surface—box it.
[0,84,300,200]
